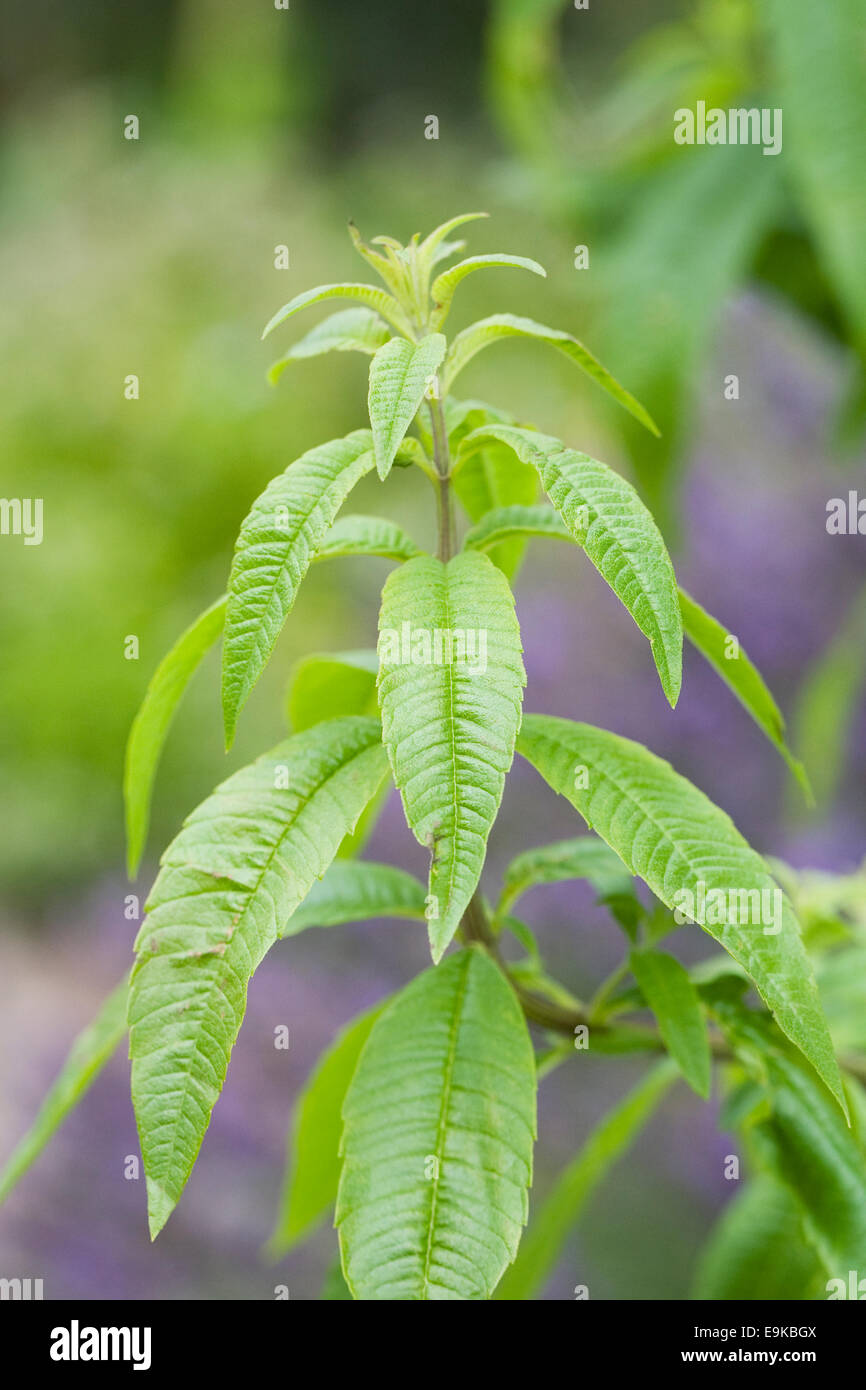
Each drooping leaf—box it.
[286,649,379,734]
[464,503,571,555]
[464,425,682,705]
[430,254,547,328]
[282,860,427,936]
[262,283,412,340]
[267,1004,383,1257]
[693,1175,823,1301]
[129,716,388,1239]
[267,308,391,384]
[496,1059,677,1301]
[0,975,129,1206]
[336,947,537,1300]
[367,334,446,480]
[517,715,845,1111]
[124,596,226,879]
[629,947,711,1098]
[377,550,526,959]
[221,431,374,746]
[443,313,659,435]
[679,588,812,802]
[315,514,422,564]
[498,834,640,930]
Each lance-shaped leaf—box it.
[679,588,812,802]
[262,283,412,340]
[498,835,641,930]
[496,1059,677,1301]
[443,313,659,435]
[336,947,536,1300]
[453,439,537,580]
[517,715,846,1111]
[124,596,226,879]
[629,947,711,1098]
[367,334,446,480]
[128,716,388,1239]
[430,254,546,328]
[315,514,422,564]
[221,431,375,746]
[464,425,682,705]
[283,860,427,936]
[377,550,526,959]
[268,308,391,384]
[267,1004,384,1257]
[464,503,571,554]
[0,975,129,1206]
[287,650,379,733]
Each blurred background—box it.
[1,0,864,1299]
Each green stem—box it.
[428,393,454,563]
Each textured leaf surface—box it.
[124,596,226,879]
[496,1060,676,1300]
[262,283,411,339]
[315,514,422,563]
[267,1005,383,1256]
[430,254,546,327]
[283,860,427,936]
[367,334,446,480]
[465,425,682,705]
[630,947,711,1098]
[286,650,379,733]
[517,715,845,1110]
[0,976,129,1205]
[377,550,526,958]
[464,504,571,554]
[129,717,388,1238]
[443,313,659,434]
[268,308,390,383]
[222,431,374,745]
[337,948,536,1300]
[680,588,811,801]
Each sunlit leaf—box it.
[262,283,412,340]
[367,334,446,480]
[267,308,391,383]
[430,254,546,328]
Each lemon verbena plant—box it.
[4,213,865,1302]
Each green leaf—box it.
[0,975,129,1206]
[496,1059,677,1301]
[221,430,374,746]
[129,716,388,1239]
[315,514,422,564]
[464,503,571,555]
[791,581,866,812]
[498,834,640,927]
[336,947,536,1300]
[286,649,378,733]
[267,308,391,384]
[377,550,526,959]
[451,418,538,580]
[758,1049,866,1274]
[517,715,846,1112]
[679,588,812,802]
[262,283,412,340]
[124,596,226,879]
[367,334,446,480]
[430,254,547,328]
[629,947,711,1098]
[464,425,682,705]
[442,313,660,435]
[417,212,489,266]
[693,1175,823,1301]
[267,1004,383,1256]
[282,860,427,936]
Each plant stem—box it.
[428,394,454,562]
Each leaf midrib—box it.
[420,951,471,1298]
